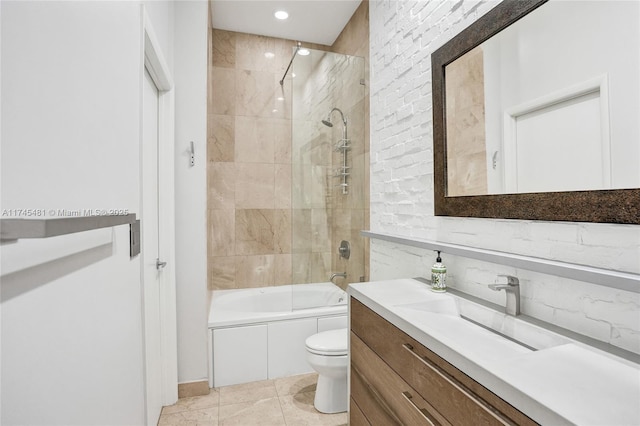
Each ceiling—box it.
[210,1,362,46]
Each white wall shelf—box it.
[1,214,140,257]
[362,230,640,293]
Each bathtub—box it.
[208,283,348,388]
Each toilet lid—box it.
[305,328,348,356]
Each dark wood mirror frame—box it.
[431,0,639,224]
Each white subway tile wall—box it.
[369,0,640,354]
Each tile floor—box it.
[158,373,348,426]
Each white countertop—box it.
[348,279,640,426]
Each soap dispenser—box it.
[431,251,447,292]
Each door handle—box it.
[156,258,167,270]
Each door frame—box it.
[140,5,178,413]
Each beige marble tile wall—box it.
[445,45,488,196]
[208,29,297,290]
[207,1,370,291]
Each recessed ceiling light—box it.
[264,52,275,59]
[274,10,289,20]
[298,48,310,56]
[277,96,285,101]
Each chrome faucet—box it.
[330,272,347,284]
[488,275,520,316]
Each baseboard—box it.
[178,380,210,398]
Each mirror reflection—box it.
[445,0,639,197]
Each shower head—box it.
[321,107,347,128]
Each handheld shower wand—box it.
[321,107,350,194]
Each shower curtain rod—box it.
[279,42,302,86]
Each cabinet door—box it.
[213,325,268,387]
[268,318,317,378]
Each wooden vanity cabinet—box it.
[349,298,538,426]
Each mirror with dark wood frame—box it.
[431,0,639,224]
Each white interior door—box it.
[503,79,611,194]
[512,92,606,193]
[142,67,164,426]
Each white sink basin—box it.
[455,297,571,351]
[392,297,533,360]
[394,296,459,315]
[393,291,570,352]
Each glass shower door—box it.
[289,48,365,310]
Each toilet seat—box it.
[305,328,348,356]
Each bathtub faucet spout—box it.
[330,272,347,284]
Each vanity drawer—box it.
[351,331,451,426]
[350,357,398,426]
[349,397,371,426]
[351,298,537,426]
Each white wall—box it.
[1,2,146,424]
[369,0,640,355]
[173,0,209,385]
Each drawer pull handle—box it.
[402,343,512,426]
[401,391,440,426]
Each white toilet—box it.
[305,328,349,414]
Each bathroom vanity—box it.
[348,279,640,425]
[350,298,535,425]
